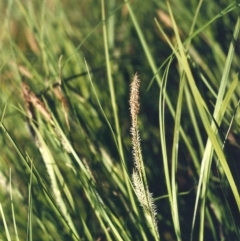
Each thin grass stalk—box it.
[187,0,204,43]
[158,57,175,228]
[184,86,205,157]
[96,213,113,241]
[123,0,161,84]
[170,73,186,241]
[9,169,20,241]
[81,217,93,241]
[26,163,33,241]
[159,60,188,241]
[107,0,116,49]
[184,0,205,158]
[130,74,159,240]
[101,0,122,156]
[0,204,11,241]
[101,0,137,214]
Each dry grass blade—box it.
[21,81,54,125]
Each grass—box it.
[0,0,240,240]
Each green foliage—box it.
[0,0,240,240]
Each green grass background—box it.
[0,0,240,240]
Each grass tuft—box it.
[0,1,240,240]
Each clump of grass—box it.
[0,0,240,241]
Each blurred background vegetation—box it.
[0,0,240,240]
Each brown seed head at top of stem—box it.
[130,73,140,122]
